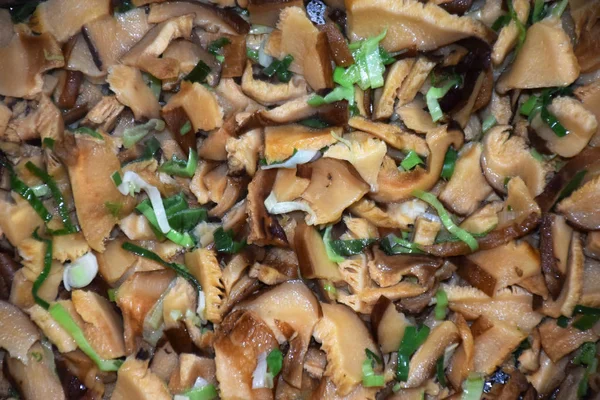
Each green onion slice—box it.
[9,171,53,222]
[461,373,485,400]
[426,76,462,122]
[362,348,385,387]
[74,126,104,140]
[184,60,211,83]
[436,355,447,387]
[412,190,479,251]
[213,227,246,254]
[122,119,165,149]
[159,149,198,178]
[434,289,449,320]
[323,226,345,263]
[401,150,424,171]
[380,235,423,255]
[397,325,430,382]
[482,115,497,133]
[267,349,283,376]
[31,229,53,310]
[441,148,458,180]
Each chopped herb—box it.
[461,373,485,400]
[308,84,355,106]
[114,0,134,13]
[557,315,570,328]
[401,150,424,171]
[436,356,446,386]
[181,384,218,400]
[362,348,385,387]
[426,76,462,122]
[557,170,587,201]
[397,325,430,382]
[574,342,599,397]
[298,118,330,129]
[158,148,198,178]
[168,208,207,233]
[184,60,211,83]
[3,161,53,223]
[531,0,546,23]
[10,1,40,23]
[507,0,527,53]
[107,289,117,302]
[492,14,512,31]
[266,349,283,376]
[213,227,246,254]
[323,281,337,296]
[179,120,192,136]
[263,54,295,83]
[31,184,49,198]
[541,103,568,137]
[348,29,388,90]
[136,200,195,247]
[31,351,43,362]
[530,148,545,162]
[74,126,104,140]
[31,229,53,310]
[551,0,569,18]
[42,138,56,150]
[105,202,123,218]
[247,48,259,62]
[381,234,423,255]
[482,115,497,133]
[413,190,478,251]
[379,46,397,65]
[572,305,600,331]
[123,119,165,149]
[519,88,569,137]
[434,289,448,320]
[323,226,344,263]
[122,242,201,291]
[208,37,231,58]
[441,147,458,180]
[111,171,123,187]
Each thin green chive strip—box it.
[158,148,198,178]
[25,161,78,234]
[400,150,424,171]
[362,349,385,387]
[397,325,430,382]
[31,229,53,310]
[426,76,462,122]
[441,148,458,180]
[122,242,201,291]
[9,171,53,222]
[74,126,104,140]
[434,289,449,320]
[412,190,479,251]
[323,226,344,263]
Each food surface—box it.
[0,0,599,399]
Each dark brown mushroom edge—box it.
[0,0,598,399]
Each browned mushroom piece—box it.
[264,124,338,163]
[313,302,381,396]
[0,300,40,363]
[248,0,304,26]
[556,176,600,231]
[528,350,569,396]
[575,80,600,147]
[371,296,410,354]
[347,0,492,51]
[111,356,171,400]
[168,354,217,394]
[107,65,161,121]
[185,248,225,324]
[162,80,224,132]
[574,17,600,74]
[491,0,529,66]
[539,214,573,300]
[241,61,308,106]
[348,116,429,155]
[247,169,289,246]
[472,317,528,375]
[373,59,414,120]
[538,318,599,363]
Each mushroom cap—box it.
[557,175,600,231]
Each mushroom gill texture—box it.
[557,175,600,230]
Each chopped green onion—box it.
[307,85,354,106]
[9,171,52,222]
[557,316,570,328]
[26,161,79,234]
[541,105,568,137]
[492,14,512,31]
[298,118,329,129]
[123,119,165,148]
[74,126,104,140]
[520,95,541,117]
[572,305,600,331]
[122,242,201,291]
[397,325,430,382]
[426,76,462,122]
[380,234,423,255]
[350,29,388,90]
[330,239,376,257]
[507,0,527,53]
[136,200,195,247]
[558,170,587,201]
[323,281,337,296]
[184,60,211,83]
[574,342,598,397]
[551,0,569,18]
[436,356,446,387]
[530,149,545,162]
[531,0,546,23]
[158,149,198,178]
[434,289,448,320]
[412,190,478,251]
[180,384,219,400]
[111,171,123,187]
[460,373,484,400]
[362,348,385,387]
[266,349,283,376]
[168,208,207,232]
[263,54,294,83]
[247,48,259,62]
[114,0,134,13]
[48,303,123,371]
[401,150,424,171]
[108,289,116,302]
[63,253,99,291]
[42,138,55,150]
[10,0,40,23]
[482,115,497,133]
[105,201,123,218]
[31,351,43,362]
[31,229,53,310]
[213,227,246,254]
[323,226,344,263]
[179,120,192,136]
[441,148,458,180]
[379,46,396,65]
[208,37,231,58]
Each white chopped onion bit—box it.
[264,192,318,225]
[117,171,171,233]
[197,290,207,323]
[193,377,209,389]
[261,150,319,170]
[62,252,99,291]
[252,352,274,389]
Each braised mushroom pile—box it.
[0,0,599,399]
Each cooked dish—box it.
[0,0,599,398]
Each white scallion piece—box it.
[63,252,99,291]
[252,352,274,389]
[261,149,319,170]
[264,192,317,224]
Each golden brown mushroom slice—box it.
[313,302,381,396]
[575,80,600,147]
[373,59,414,120]
[185,248,225,324]
[111,356,171,400]
[276,7,333,91]
[214,310,279,400]
[264,124,339,163]
[169,353,217,394]
[68,135,132,252]
[295,221,343,282]
[0,192,44,248]
[5,342,66,400]
[248,0,304,26]
[372,124,464,203]
[439,142,493,216]
[107,65,160,121]
[0,300,40,364]
[538,318,599,363]
[528,350,569,396]
[371,296,410,354]
[481,125,550,196]
[556,175,600,230]
[346,0,492,52]
[241,61,308,106]
[491,0,529,66]
[162,80,224,132]
[300,158,370,225]
[472,318,528,375]
[348,116,429,155]
[121,14,193,80]
[247,169,289,246]
[30,0,111,43]
[497,18,580,94]
[81,8,151,73]
[530,96,598,158]
[28,304,77,353]
[0,32,64,99]
[539,214,573,300]
[235,280,321,388]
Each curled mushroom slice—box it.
[528,350,569,396]
[264,124,338,164]
[348,116,429,155]
[538,319,599,363]
[295,221,343,282]
[539,214,573,300]
[107,65,161,121]
[313,303,380,396]
[497,18,580,94]
[491,0,529,66]
[247,169,288,246]
[481,125,550,196]
[556,175,600,230]
[372,124,464,203]
[530,96,598,158]
[346,0,492,52]
[0,300,40,364]
[162,80,224,132]
[472,318,528,375]
[373,58,414,120]
[241,61,308,106]
[185,248,225,324]
[371,296,410,354]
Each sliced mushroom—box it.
[575,80,600,147]
[556,175,600,230]
[396,100,438,134]
[447,313,474,390]
[71,289,126,359]
[276,7,333,91]
[581,257,600,307]
[162,80,224,132]
[272,167,311,202]
[530,96,598,158]
[371,296,410,354]
[0,32,64,99]
[247,169,288,246]
[185,248,225,323]
[214,310,279,400]
[347,0,492,51]
[169,354,216,394]
[348,198,403,228]
[313,302,380,396]
[300,158,370,225]
[539,214,573,300]
[28,304,77,353]
[574,19,600,74]
[111,356,171,400]
[0,192,44,247]
[406,321,460,387]
[226,129,263,177]
[241,61,308,106]
[80,96,124,133]
[295,221,343,282]
[439,142,493,215]
[82,8,151,73]
[372,124,463,203]
[107,65,160,121]
[538,318,599,363]
[481,125,550,196]
[236,280,321,388]
[248,0,304,26]
[121,14,193,80]
[0,300,40,364]
[472,318,528,374]
[497,18,580,93]
[264,124,338,163]
[491,0,529,66]
[373,59,414,120]
[528,350,569,396]
[348,116,429,155]
[369,246,441,288]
